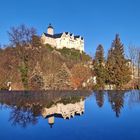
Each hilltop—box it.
[0,24,138,90]
[0,43,92,90]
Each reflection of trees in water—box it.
[0,103,5,110]
[31,104,43,117]
[94,91,105,107]
[54,96,84,105]
[9,107,38,128]
[107,91,125,118]
[8,96,84,128]
[128,90,140,106]
[0,91,90,128]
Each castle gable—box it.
[41,24,84,52]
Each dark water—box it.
[0,90,140,140]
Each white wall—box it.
[41,34,56,47]
[42,33,84,52]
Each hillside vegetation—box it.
[0,24,136,90]
[0,43,92,90]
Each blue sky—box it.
[0,0,140,56]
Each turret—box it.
[48,116,54,128]
[47,23,54,35]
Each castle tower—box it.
[47,24,54,35]
[48,116,54,128]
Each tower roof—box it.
[48,23,53,29]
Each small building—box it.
[41,24,84,52]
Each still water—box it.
[0,90,140,140]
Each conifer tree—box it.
[94,44,106,89]
[106,34,131,89]
[94,91,104,107]
[30,62,44,90]
[108,91,125,117]
[55,63,72,90]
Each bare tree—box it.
[128,45,140,88]
[8,24,36,47]
[0,45,2,52]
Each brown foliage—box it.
[0,47,22,89]
[71,64,92,89]
[0,44,92,90]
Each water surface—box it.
[0,90,140,140]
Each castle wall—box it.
[41,99,85,119]
[55,33,84,52]
[41,34,56,47]
[42,32,84,52]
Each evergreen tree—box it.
[108,91,125,118]
[55,63,72,90]
[94,91,104,107]
[19,51,29,90]
[30,62,44,90]
[94,44,106,89]
[106,34,131,89]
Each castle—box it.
[41,24,84,52]
[41,99,84,127]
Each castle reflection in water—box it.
[0,90,139,128]
[0,91,89,128]
[42,98,84,127]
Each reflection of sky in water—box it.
[0,90,140,140]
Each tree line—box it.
[93,34,140,90]
[0,24,139,90]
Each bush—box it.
[45,44,54,52]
